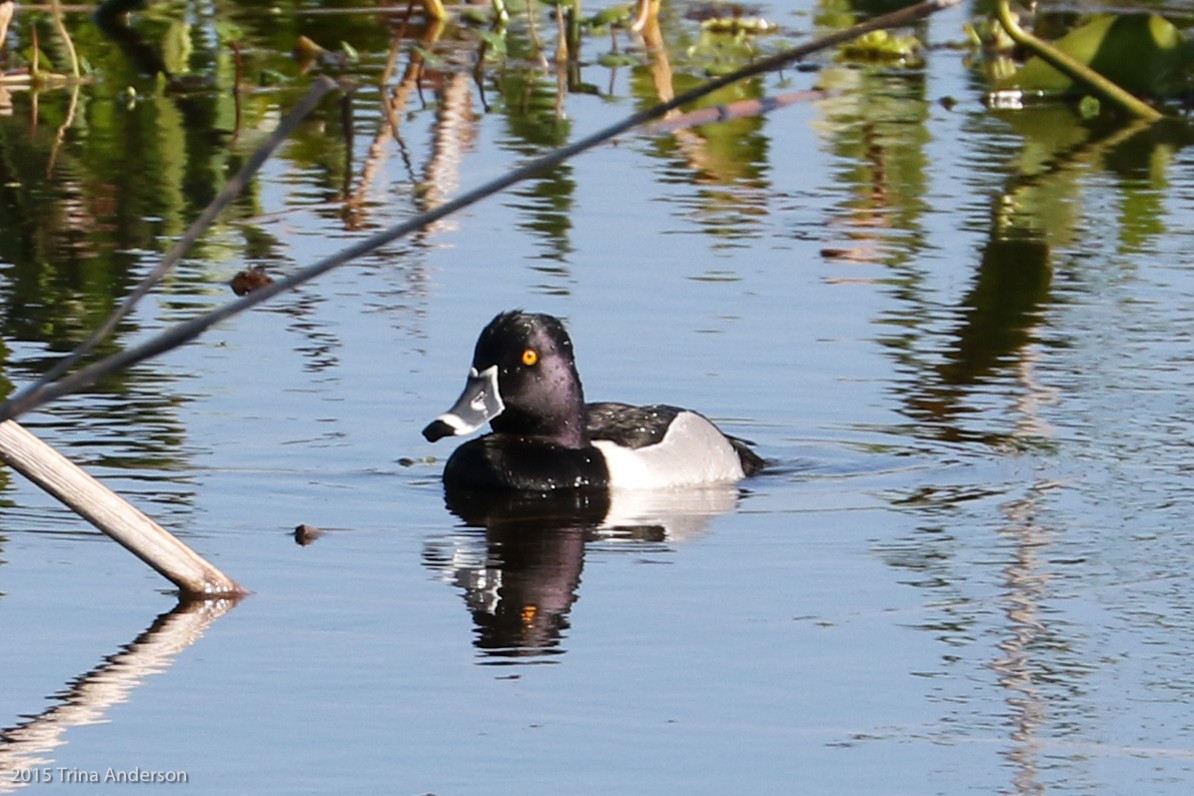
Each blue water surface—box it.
[3,0,1194,793]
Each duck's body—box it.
[423,312,764,491]
[588,403,759,488]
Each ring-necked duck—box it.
[423,311,764,490]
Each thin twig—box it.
[46,80,80,176]
[0,0,959,421]
[49,0,80,79]
[526,0,549,71]
[231,41,243,145]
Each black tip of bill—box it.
[422,419,457,442]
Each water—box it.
[2,0,1194,792]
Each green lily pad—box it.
[700,16,776,34]
[996,14,1194,97]
[839,29,923,65]
[597,52,641,68]
[586,4,632,29]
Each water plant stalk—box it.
[50,0,81,79]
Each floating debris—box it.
[294,524,324,546]
[685,2,764,23]
[230,265,273,296]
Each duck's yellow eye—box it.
[521,348,539,366]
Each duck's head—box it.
[423,311,589,448]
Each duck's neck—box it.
[492,403,589,449]
[491,369,590,449]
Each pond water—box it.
[2,0,1194,792]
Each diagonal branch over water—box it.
[0,0,960,422]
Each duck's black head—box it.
[423,311,590,448]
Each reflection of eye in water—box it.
[474,525,586,662]
[423,484,746,663]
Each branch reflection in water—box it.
[423,484,745,663]
[0,599,239,791]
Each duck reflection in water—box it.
[423,482,745,663]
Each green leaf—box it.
[839,29,923,64]
[410,45,445,69]
[22,47,55,71]
[214,21,245,42]
[459,7,490,24]
[162,20,193,76]
[587,5,631,28]
[478,30,507,55]
[997,14,1194,97]
[597,51,640,68]
[258,68,289,86]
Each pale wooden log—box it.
[0,419,244,598]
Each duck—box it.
[422,311,764,491]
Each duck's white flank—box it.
[591,410,747,489]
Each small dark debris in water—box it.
[294,524,324,546]
[820,246,882,264]
[685,2,763,23]
[293,35,355,73]
[230,265,273,296]
[397,456,437,467]
[939,96,957,111]
[165,73,217,94]
[821,247,862,259]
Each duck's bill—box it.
[422,365,505,442]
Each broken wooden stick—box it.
[0,420,244,598]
